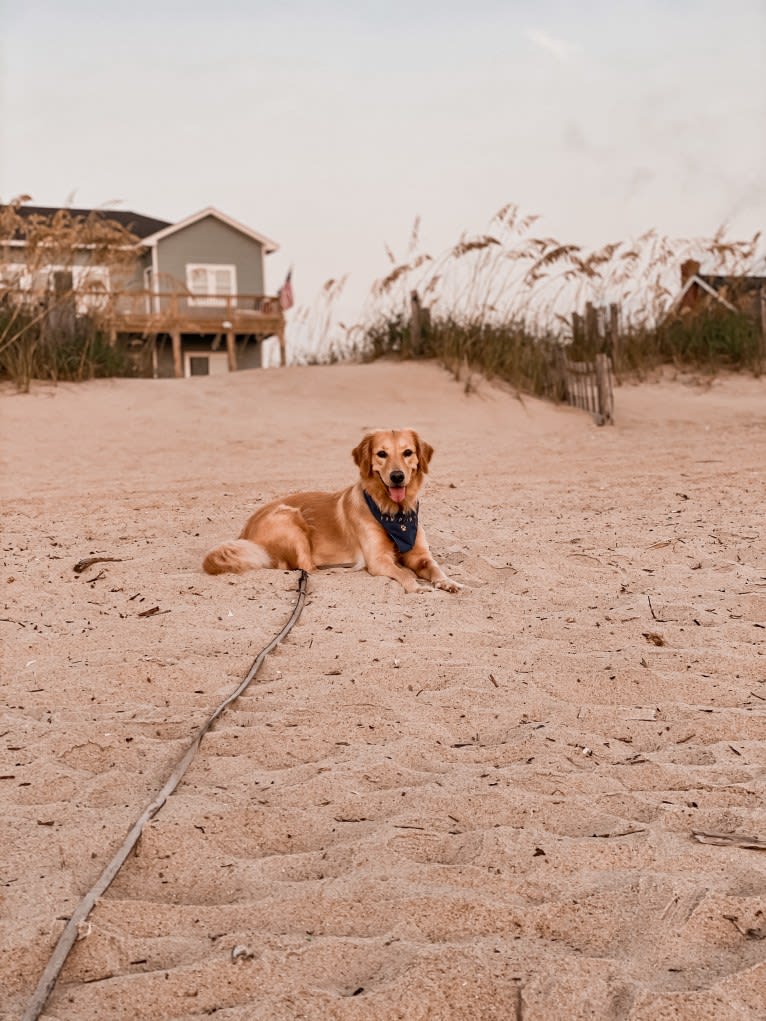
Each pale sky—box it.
[1,0,765,332]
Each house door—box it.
[184,351,229,377]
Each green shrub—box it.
[657,310,761,371]
[0,307,130,391]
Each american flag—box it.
[278,268,294,311]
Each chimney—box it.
[681,259,701,285]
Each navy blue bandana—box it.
[363,491,419,553]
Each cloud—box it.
[525,28,578,63]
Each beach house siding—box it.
[154,214,265,294]
[148,214,269,377]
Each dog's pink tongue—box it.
[388,486,407,503]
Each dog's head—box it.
[352,429,433,513]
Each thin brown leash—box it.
[22,569,309,1021]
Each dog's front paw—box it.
[435,577,463,593]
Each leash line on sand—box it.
[22,570,309,1021]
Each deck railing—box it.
[1,285,287,369]
[3,286,283,324]
[109,290,282,320]
[96,289,283,323]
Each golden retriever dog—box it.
[203,429,461,594]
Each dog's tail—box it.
[203,539,272,575]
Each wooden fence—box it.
[558,350,614,426]
[403,285,766,427]
[564,302,618,425]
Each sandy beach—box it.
[2,360,765,1020]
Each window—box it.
[0,263,34,291]
[186,264,237,307]
[0,263,35,308]
[184,351,229,377]
[75,267,110,313]
[0,263,110,313]
[189,356,211,376]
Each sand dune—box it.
[2,362,765,1020]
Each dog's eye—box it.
[376,450,387,459]
[403,449,414,457]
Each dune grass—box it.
[0,199,138,390]
[0,307,131,390]
[301,204,764,389]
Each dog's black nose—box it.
[390,470,405,486]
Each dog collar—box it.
[363,491,419,553]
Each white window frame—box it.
[41,264,111,314]
[185,263,237,307]
[0,263,110,313]
[0,262,34,291]
[75,266,111,313]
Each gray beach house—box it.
[1,203,286,376]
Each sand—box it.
[2,360,765,1020]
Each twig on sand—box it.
[692,830,766,850]
[647,595,667,622]
[73,555,123,574]
[137,606,170,618]
[591,828,647,838]
[722,914,766,939]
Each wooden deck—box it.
[99,290,286,372]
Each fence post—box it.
[585,301,598,348]
[553,345,567,401]
[408,290,422,358]
[608,302,621,370]
[571,311,583,348]
[595,353,613,425]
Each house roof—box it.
[3,204,279,254]
[4,205,171,240]
[670,271,766,316]
[697,272,766,294]
[139,206,279,254]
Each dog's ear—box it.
[352,434,374,477]
[415,434,434,474]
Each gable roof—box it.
[140,206,279,254]
[5,204,170,240]
[697,272,766,295]
[671,273,738,314]
[2,204,279,254]
[669,271,766,316]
